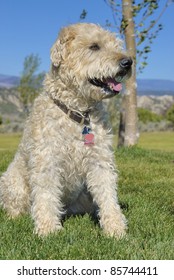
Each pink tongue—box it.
[113,82,122,91]
[108,79,122,92]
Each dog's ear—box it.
[50,26,76,67]
[50,40,62,67]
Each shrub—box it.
[138,108,163,123]
[166,104,174,124]
[5,119,11,125]
[0,115,2,125]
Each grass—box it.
[138,131,174,152]
[0,131,173,152]
[0,133,21,151]
[0,133,174,259]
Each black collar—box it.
[53,98,91,125]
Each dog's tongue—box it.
[106,78,122,92]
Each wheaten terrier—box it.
[0,23,132,238]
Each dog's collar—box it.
[53,98,91,125]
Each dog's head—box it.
[50,23,132,101]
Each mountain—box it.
[0,74,19,88]
[0,74,174,95]
[137,79,174,92]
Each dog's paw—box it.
[101,215,127,239]
[103,222,127,239]
[34,222,63,237]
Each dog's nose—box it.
[119,57,133,69]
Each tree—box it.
[105,0,173,146]
[122,0,138,146]
[105,0,172,73]
[166,104,174,124]
[18,54,45,114]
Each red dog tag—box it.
[84,133,94,145]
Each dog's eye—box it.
[89,43,100,51]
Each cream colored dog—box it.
[0,23,132,238]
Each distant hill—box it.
[0,73,174,95]
[137,79,174,92]
[0,87,23,119]
[0,74,20,88]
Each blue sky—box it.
[0,0,174,81]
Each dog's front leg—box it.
[30,170,64,236]
[86,164,127,239]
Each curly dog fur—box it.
[0,23,132,238]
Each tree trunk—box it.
[117,96,126,148]
[121,0,138,146]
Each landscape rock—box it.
[137,95,174,115]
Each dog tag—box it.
[82,126,91,135]
[84,133,94,145]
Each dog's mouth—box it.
[89,76,123,98]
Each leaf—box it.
[80,9,87,20]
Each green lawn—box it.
[138,132,174,152]
[0,133,21,151]
[0,131,173,152]
[0,133,174,259]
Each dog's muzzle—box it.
[89,57,133,98]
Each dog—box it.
[0,23,132,238]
